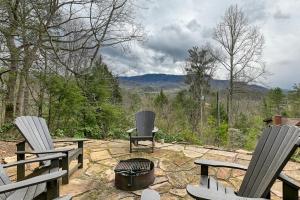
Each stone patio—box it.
[2,139,300,199]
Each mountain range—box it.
[118,74,269,93]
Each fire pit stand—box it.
[114,158,155,191]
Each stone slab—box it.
[183,149,203,158]
[161,144,184,152]
[90,150,111,161]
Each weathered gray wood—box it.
[129,111,157,153]
[15,148,74,155]
[38,117,54,149]
[278,173,300,189]
[238,126,278,196]
[77,141,83,169]
[27,117,48,151]
[136,111,155,137]
[0,166,11,199]
[1,153,68,200]
[53,139,88,143]
[0,170,66,193]
[195,160,248,171]
[200,175,209,187]
[32,117,53,150]
[187,125,300,200]
[238,125,299,198]
[141,189,160,200]
[23,184,37,200]
[3,153,66,168]
[62,151,69,185]
[15,116,86,185]
[6,188,28,200]
[187,185,267,200]
[68,149,82,161]
[16,141,26,181]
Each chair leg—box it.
[47,158,60,200]
[283,182,298,200]
[265,191,271,199]
[16,141,26,181]
[61,152,69,184]
[152,139,154,153]
[201,165,208,176]
[78,141,83,169]
[46,179,59,200]
[130,139,132,153]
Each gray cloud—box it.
[146,24,192,60]
[186,19,202,32]
[101,0,300,89]
[273,9,291,19]
[242,0,268,22]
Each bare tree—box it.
[0,0,142,122]
[213,4,265,125]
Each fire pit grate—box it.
[114,158,155,191]
[115,158,151,175]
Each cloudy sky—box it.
[101,0,300,89]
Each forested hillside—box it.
[119,74,269,94]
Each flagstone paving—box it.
[2,139,300,199]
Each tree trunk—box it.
[4,73,16,122]
[23,85,30,115]
[228,54,234,127]
[4,61,18,122]
[4,33,19,122]
[16,72,26,116]
[200,87,203,129]
[217,91,220,127]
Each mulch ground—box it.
[0,141,17,159]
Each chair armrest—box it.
[53,138,88,143]
[16,148,74,155]
[3,153,66,168]
[186,185,267,200]
[278,173,300,189]
[127,128,136,133]
[0,170,67,193]
[152,127,158,133]
[194,159,248,170]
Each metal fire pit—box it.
[114,158,155,191]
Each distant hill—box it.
[118,73,269,93]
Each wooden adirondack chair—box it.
[0,153,72,200]
[187,125,300,200]
[127,111,158,153]
[141,189,160,200]
[14,116,88,184]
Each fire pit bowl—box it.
[114,158,155,191]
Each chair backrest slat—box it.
[0,165,12,197]
[16,116,44,151]
[136,111,155,136]
[32,117,54,149]
[238,125,300,198]
[15,116,54,154]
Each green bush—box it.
[180,130,203,145]
[0,122,18,140]
[154,129,202,145]
[233,114,263,150]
